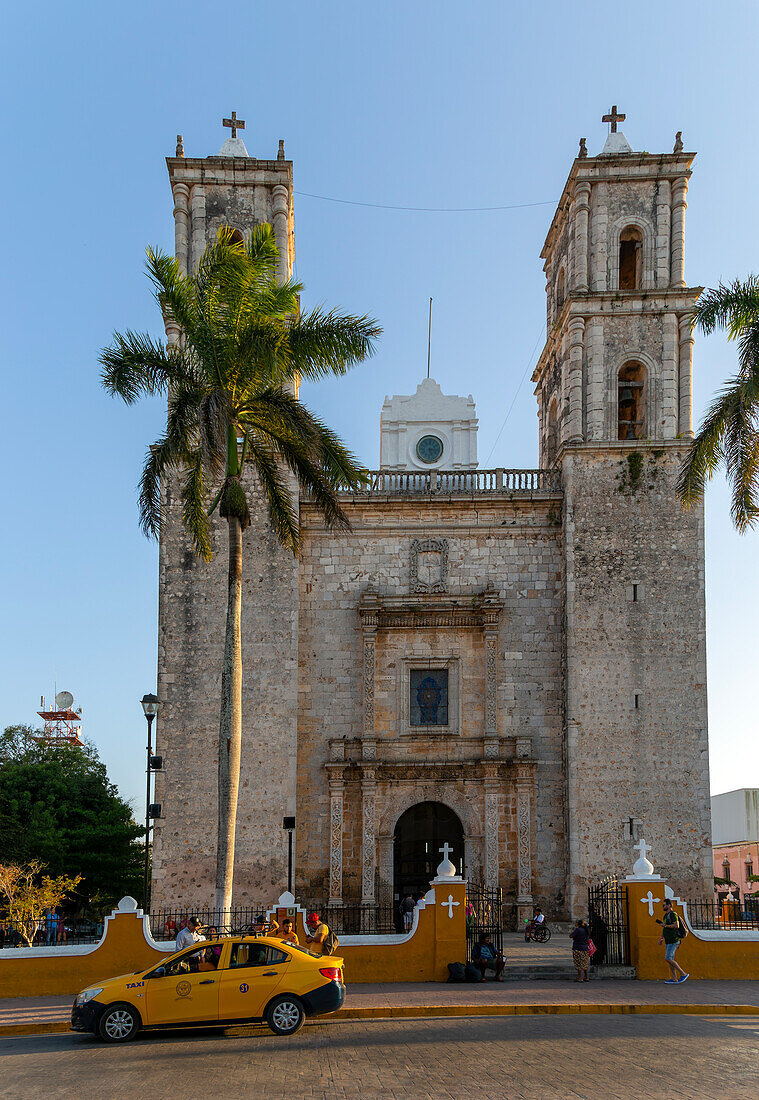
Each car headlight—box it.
[75,988,103,1006]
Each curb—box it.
[3,1002,759,1038]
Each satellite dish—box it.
[55,690,74,710]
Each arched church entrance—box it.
[393,801,464,904]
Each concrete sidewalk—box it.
[3,980,759,1037]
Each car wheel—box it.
[98,1003,141,1042]
[265,994,305,1036]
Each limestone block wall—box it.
[295,497,566,914]
[562,443,711,911]
[151,467,299,911]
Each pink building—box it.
[712,789,759,908]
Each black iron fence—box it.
[322,904,398,935]
[150,903,402,942]
[685,897,759,930]
[0,917,103,949]
[587,876,630,966]
[466,883,503,963]
[150,908,267,941]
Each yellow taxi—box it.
[71,935,345,1041]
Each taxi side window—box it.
[165,946,206,976]
[229,943,288,969]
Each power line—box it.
[294,191,557,214]
[484,324,546,466]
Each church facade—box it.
[151,115,712,922]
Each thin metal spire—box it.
[427,297,433,379]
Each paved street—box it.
[2,1014,759,1100]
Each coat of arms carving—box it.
[410,538,449,593]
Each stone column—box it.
[566,317,585,444]
[190,184,206,272]
[361,767,377,906]
[172,183,191,277]
[586,321,605,441]
[572,182,591,294]
[661,312,679,438]
[484,778,500,891]
[670,176,689,289]
[515,767,534,924]
[655,179,671,289]
[272,184,290,282]
[678,315,695,438]
[327,766,344,906]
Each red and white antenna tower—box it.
[37,690,83,747]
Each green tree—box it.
[101,225,380,910]
[678,277,759,530]
[0,726,143,909]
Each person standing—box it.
[304,911,330,954]
[176,916,202,951]
[570,919,591,982]
[400,894,415,932]
[656,899,689,984]
[277,918,299,945]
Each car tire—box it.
[98,1002,141,1042]
[265,994,305,1036]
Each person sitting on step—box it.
[471,933,505,982]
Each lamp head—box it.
[141,693,160,718]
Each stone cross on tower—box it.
[602,105,626,132]
[223,111,245,139]
[439,843,454,863]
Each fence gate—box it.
[587,875,630,966]
[465,883,503,963]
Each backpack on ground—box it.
[321,927,340,956]
[447,962,466,982]
[465,962,482,983]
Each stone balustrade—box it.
[316,468,562,497]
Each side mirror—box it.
[150,966,166,979]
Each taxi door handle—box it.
[198,979,215,985]
[263,971,278,976]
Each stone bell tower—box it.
[151,118,300,911]
[532,109,712,910]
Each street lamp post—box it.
[141,693,160,910]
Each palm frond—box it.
[691,277,759,337]
[720,370,759,530]
[100,331,184,403]
[246,439,300,555]
[282,307,381,381]
[181,450,214,561]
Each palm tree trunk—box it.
[215,513,243,913]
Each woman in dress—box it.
[569,918,590,982]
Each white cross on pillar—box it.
[440,894,460,919]
[634,838,652,862]
[439,842,454,862]
[640,890,661,916]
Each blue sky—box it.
[1,0,757,814]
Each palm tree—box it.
[678,276,759,531]
[101,225,380,911]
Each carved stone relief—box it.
[485,635,498,734]
[361,773,377,902]
[485,786,499,890]
[517,781,533,901]
[363,637,375,736]
[328,782,344,904]
[410,538,449,593]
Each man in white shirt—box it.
[176,917,202,951]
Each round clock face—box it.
[416,435,444,464]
